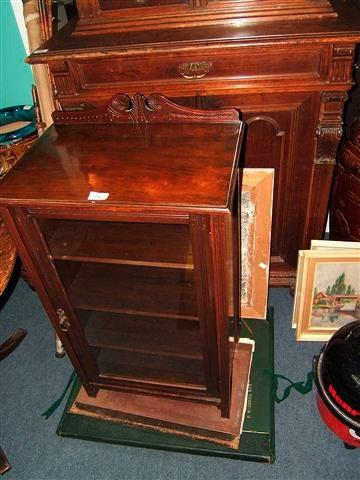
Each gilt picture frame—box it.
[240,169,274,320]
[293,250,360,341]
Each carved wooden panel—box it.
[315,91,348,165]
[50,62,77,97]
[330,44,356,83]
[53,45,329,103]
[53,93,240,124]
[74,0,336,34]
[203,92,320,274]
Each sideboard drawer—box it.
[53,44,330,97]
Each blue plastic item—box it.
[0,105,36,145]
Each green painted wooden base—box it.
[57,309,275,463]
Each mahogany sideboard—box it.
[28,0,360,287]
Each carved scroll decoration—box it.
[315,92,348,165]
[53,93,240,125]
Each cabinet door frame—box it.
[2,205,234,407]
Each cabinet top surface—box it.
[0,122,241,212]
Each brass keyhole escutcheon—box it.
[56,308,70,332]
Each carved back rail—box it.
[52,93,240,125]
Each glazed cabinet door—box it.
[38,217,208,395]
[5,207,237,407]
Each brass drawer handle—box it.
[56,308,70,332]
[177,61,213,80]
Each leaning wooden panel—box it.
[240,169,274,320]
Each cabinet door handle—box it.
[177,61,213,80]
[56,308,70,332]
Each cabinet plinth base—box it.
[70,342,253,449]
[57,312,275,462]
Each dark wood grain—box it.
[52,93,240,124]
[0,122,241,211]
[0,96,242,415]
[26,0,360,286]
[74,0,337,35]
[190,214,220,396]
[210,214,232,417]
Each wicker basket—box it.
[0,219,16,296]
[0,119,38,295]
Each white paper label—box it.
[88,191,109,201]
[258,262,268,270]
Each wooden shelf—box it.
[61,261,198,320]
[94,347,205,388]
[80,310,205,387]
[80,310,203,361]
[42,219,193,269]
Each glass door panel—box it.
[38,218,204,389]
[40,219,193,268]
[77,310,204,386]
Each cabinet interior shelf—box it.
[95,346,206,389]
[80,311,203,361]
[60,261,198,320]
[42,219,194,269]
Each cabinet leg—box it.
[55,333,66,358]
[220,402,230,419]
[85,385,99,397]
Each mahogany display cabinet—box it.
[0,94,245,417]
[28,0,360,288]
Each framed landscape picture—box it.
[293,250,360,341]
